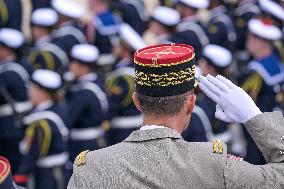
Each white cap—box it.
[152,6,181,26]
[52,0,85,19]
[71,44,99,63]
[32,69,62,90]
[259,0,284,21]
[120,23,146,51]
[32,8,58,27]
[178,0,209,9]
[0,28,25,49]
[248,18,282,40]
[203,44,232,68]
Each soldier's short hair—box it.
[137,90,194,116]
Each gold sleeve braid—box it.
[37,120,52,157]
[241,72,262,101]
[41,51,55,70]
[106,75,135,108]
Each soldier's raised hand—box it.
[198,74,261,123]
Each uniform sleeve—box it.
[17,120,52,174]
[67,91,89,128]
[225,158,284,188]
[225,112,284,188]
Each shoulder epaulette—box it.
[212,140,223,154]
[76,150,90,166]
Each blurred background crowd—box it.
[1,0,284,188]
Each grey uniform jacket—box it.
[68,112,284,189]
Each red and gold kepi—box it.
[0,156,14,189]
[134,43,196,97]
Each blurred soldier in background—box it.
[112,0,148,35]
[175,0,210,60]
[186,44,233,144]
[144,6,182,45]
[106,23,146,145]
[206,0,236,51]
[233,0,260,69]
[30,8,58,48]
[0,28,31,173]
[90,0,121,64]
[66,44,108,163]
[240,18,284,165]
[14,70,68,189]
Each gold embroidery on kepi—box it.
[133,44,196,97]
[213,140,223,154]
[76,150,90,166]
[135,66,195,87]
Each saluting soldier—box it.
[14,70,68,189]
[106,23,146,145]
[240,18,284,165]
[35,0,88,72]
[175,0,210,60]
[0,28,32,173]
[66,44,109,162]
[206,0,236,51]
[68,43,284,188]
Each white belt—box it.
[0,101,32,117]
[36,152,68,168]
[111,115,143,129]
[70,127,104,140]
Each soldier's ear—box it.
[132,92,142,112]
[185,94,196,115]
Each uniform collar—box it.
[115,58,131,69]
[34,100,54,112]
[210,6,226,17]
[182,15,197,23]
[78,73,97,82]
[124,127,182,142]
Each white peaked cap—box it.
[153,6,181,26]
[203,44,232,68]
[32,69,62,90]
[71,44,100,63]
[248,18,282,40]
[259,0,284,21]
[32,8,58,27]
[178,0,209,9]
[0,28,25,49]
[52,0,85,19]
[120,23,147,51]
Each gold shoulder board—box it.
[76,150,90,166]
[213,140,223,154]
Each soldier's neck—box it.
[143,114,188,133]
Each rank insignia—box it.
[213,140,223,154]
[76,150,90,166]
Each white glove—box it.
[198,74,262,123]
